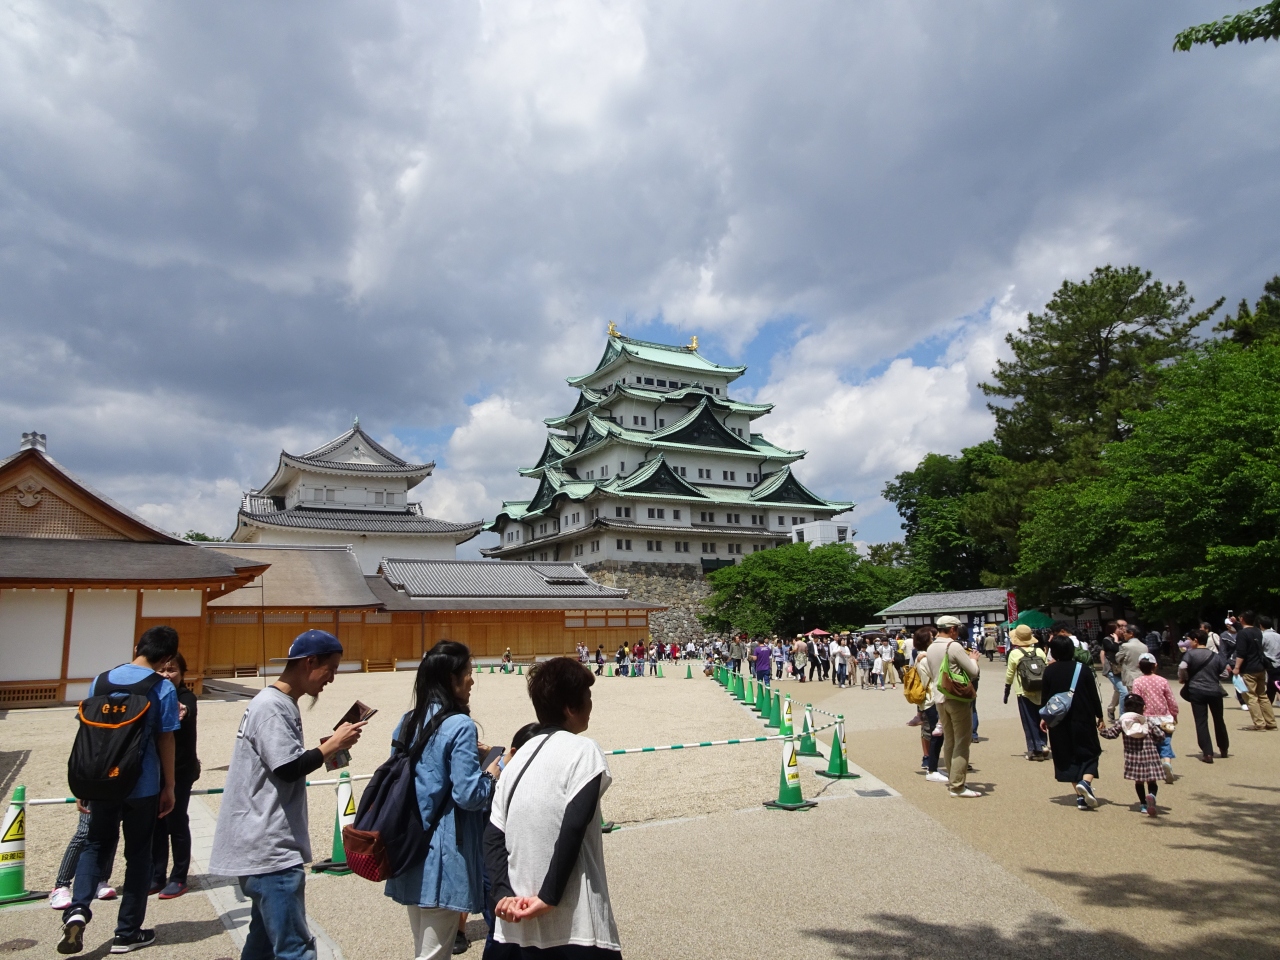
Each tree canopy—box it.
[700,543,911,636]
[1175,1,1280,50]
[1016,338,1280,619]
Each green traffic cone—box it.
[657,664,664,678]
[489,664,495,674]
[744,677,756,707]
[0,786,43,905]
[779,696,794,736]
[763,737,817,811]
[685,664,693,679]
[816,715,861,779]
[732,673,743,701]
[767,692,781,729]
[756,684,771,714]
[517,664,523,676]
[311,771,355,874]
[798,703,821,757]
[607,663,614,677]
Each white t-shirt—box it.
[490,732,620,951]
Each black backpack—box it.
[342,708,459,882]
[1016,648,1046,691]
[68,670,163,802]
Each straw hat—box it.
[1010,624,1035,647]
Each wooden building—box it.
[201,548,665,674]
[0,433,266,706]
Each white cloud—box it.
[1,0,1277,550]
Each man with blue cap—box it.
[209,631,365,960]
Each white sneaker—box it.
[1161,759,1174,783]
[95,883,117,901]
[925,771,949,783]
[1241,704,1251,711]
[949,788,981,798]
[50,886,72,910]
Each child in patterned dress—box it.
[1100,693,1167,817]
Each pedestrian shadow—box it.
[75,919,230,959]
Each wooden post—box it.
[58,589,75,703]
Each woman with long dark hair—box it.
[385,640,506,959]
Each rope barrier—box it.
[27,774,375,807]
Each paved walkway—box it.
[2,665,1276,959]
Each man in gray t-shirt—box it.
[209,631,363,960]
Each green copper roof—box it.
[567,334,746,387]
[545,382,772,429]
[613,454,709,499]
[651,398,757,451]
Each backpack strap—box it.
[92,669,163,698]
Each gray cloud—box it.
[1,1,1276,541]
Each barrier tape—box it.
[603,718,837,756]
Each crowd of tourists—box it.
[54,626,620,960]
[900,611,1277,811]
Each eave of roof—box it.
[237,504,483,539]
[0,537,268,590]
[875,587,1011,618]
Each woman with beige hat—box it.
[1004,624,1050,760]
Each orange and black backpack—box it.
[68,671,162,802]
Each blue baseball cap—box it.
[270,629,344,662]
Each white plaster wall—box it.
[0,588,67,681]
[235,527,459,573]
[141,590,202,617]
[68,590,137,679]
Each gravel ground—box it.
[2,662,1275,959]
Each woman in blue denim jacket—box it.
[384,640,507,959]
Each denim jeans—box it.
[756,671,770,688]
[66,796,157,937]
[239,866,316,960]
[1016,696,1046,753]
[1104,671,1127,713]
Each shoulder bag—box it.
[1039,662,1082,728]
[938,643,976,701]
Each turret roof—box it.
[566,334,746,387]
[543,382,771,429]
[258,421,434,495]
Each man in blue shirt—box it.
[60,626,180,955]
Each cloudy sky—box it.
[2,1,1277,555]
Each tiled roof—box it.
[239,499,482,535]
[0,537,267,584]
[364,575,662,612]
[380,559,629,598]
[876,588,1010,617]
[298,424,412,466]
[206,544,380,608]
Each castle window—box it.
[617,539,632,550]
[374,491,384,504]
[540,552,549,561]
[591,539,600,553]
[702,542,717,554]
[312,489,323,501]
[778,516,787,526]
[674,541,689,553]
[325,490,335,502]
[633,417,640,425]
[648,508,655,519]
[601,465,608,476]
[658,419,665,427]
[793,517,804,525]
[640,417,647,426]
[700,511,714,523]
[656,379,666,387]
[672,509,681,520]
[574,544,584,556]
[728,543,742,555]
[644,378,654,385]
[677,466,686,476]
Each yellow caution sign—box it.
[343,793,356,818]
[1,809,22,844]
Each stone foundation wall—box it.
[582,560,712,643]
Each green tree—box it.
[1017,338,1280,619]
[182,530,225,541]
[1213,274,1280,347]
[699,543,911,635]
[1175,1,1280,50]
[981,265,1221,464]
[882,443,1003,591]
[865,541,909,567]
